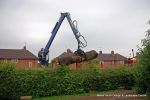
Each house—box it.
[0,46,38,68]
[97,51,127,68]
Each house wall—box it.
[52,63,79,69]
[17,60,38,68]
[0,59,38,68]
[52,61,89,69]
[69,63,77,69]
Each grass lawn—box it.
[33,89,134,100]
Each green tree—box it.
[135,20,150,94]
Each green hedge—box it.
[0,63,53,99]
[81,66,135,92]
[0,63,135,99]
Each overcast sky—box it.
[0,0,150,60]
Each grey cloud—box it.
[0,0,150,60]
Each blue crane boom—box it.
[38,12,87,66]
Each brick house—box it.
[0,47,38,68]
[97,51,127,68]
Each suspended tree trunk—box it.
[51,50,98,65]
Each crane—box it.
[38,12,87,66]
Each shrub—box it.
[81,66,101,92]
[0,63,16,99]
[0,63,53,99]
[100,67,134,91]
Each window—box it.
[4,59,7,63]
[29,61,32,68]
[112,61,115,64]
[120,61,124,64]
[11,59,18,63]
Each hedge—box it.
[0,63,135,100]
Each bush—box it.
[100,67,134,91]
[81,66,101,92]
[78,65,134,92]
[0,64,85,99]
[0,63,135,99]
[0,63,16,99]
[0,63,55,99]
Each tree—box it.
[135,20,150,94]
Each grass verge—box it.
[33,89,134,100]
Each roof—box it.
[97,53,127,61]
[0,49,38,60]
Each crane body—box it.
[38,12,87,66]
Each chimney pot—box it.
[99,51,102,54]
[111,51,114,54]
[23,46,26,50]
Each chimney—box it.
[111,50,114,55]
[23,46,26,50]
[99,51,102,54]
[23,42,27,50]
